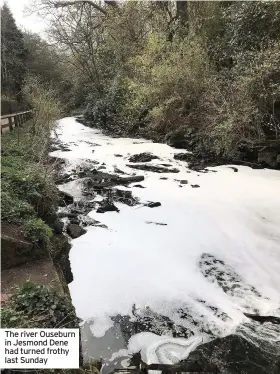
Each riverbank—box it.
[78,115,280,171]
[1,123,76,334]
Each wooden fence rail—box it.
[1,110,33,134]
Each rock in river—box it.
[66,224,86,239]
[174,152,194,162]
[186,334,280,374]
[146,202,161,208]
[84,171,144,190]
[58,191,74,206]
[127,164,179,173]
[129,152,159,163]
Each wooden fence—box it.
[1,110,33,134]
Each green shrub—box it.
[79,2,280,159]
[85,77,128,130]
[1,191,34,222]
[24,217,53,252]
[1,307,31,328]
[3,282,76,328]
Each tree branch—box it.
[53,1,107,15]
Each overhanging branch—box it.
[53,1,107,15]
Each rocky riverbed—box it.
[50,117,280,374]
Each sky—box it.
[1,0,47,35]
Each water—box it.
[52,117,280,368]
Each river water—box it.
[52,117,280,370]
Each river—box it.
[51,117,280,371]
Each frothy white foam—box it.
[128,333,203,364]
[53,117,280,361]
[90,316,114,338]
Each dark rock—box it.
[191,184,200,188]
[115,154,123,157]
[244,312,280,324]
[180,180,188,184]
[187,158,221,171]
[79,216,100,227]
[237,139,258,162]
[58,191,74,206]
[145,362,219,373]
[75,116,87,126]
[232,160,264,169]
[174,152,194,161]
[186,334,280,374]
[89,168,99,174]
[49,219,64,234]
[82,190,95,197]
[165,127,195,149]
[96,224,108,229]
[258,142,280,169]
[71,199,96,215]
[58,211,78,219]
[50,145,61,152]
[52,234,73,284]
[160,177,168,180]
[228,166,238,172]
[74,160,99,174]
[133,184,146,188]
[61,146,71,152]
[122,175,145,184]
[48,156,66,168]
[66,224,86,239]
[84,172,144,190]
[43,210,58,225]
[127,164,179,173]
[129,152,159,163]
[146,221,167,226]
[160,163,171,167]
[56,173,72,185]
[70,218,80,225]
[114,167,127,175]
[97,202,120,213]
[114,188,139,206]
[97,166,106,170]
[146,202,161,208]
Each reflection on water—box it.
[81,318,130,373]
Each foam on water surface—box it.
[52,117,280,365]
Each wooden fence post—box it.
[8,117,13,131]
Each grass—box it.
[1,124,59,255]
